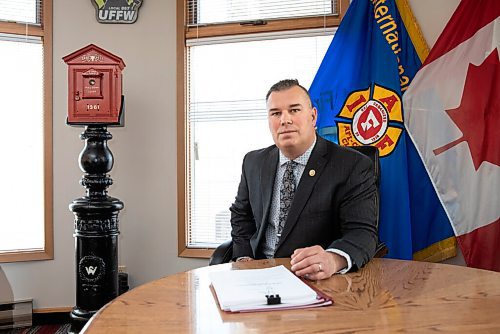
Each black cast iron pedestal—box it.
[69,126,123,332]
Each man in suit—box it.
[230,79,378,280]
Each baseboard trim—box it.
[33,307,73,313]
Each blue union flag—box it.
[309,0,457,260]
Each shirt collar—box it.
[279,138,317,167]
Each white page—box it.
[209,265,321,311]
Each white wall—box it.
[409,0,461,48]
[0,0,461,309]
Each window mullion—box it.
[185,15,341,40]
[0,22,43,37]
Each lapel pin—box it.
[309,169,316,177]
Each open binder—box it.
[209,265,333,313]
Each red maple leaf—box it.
[433,48,500,170]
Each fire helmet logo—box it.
[337,84,403,157]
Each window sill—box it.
[178,247,215,259]
[0,249,54,263]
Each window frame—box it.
[0,0,53,263]
[177,0,349,258]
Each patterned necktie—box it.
[276,161,297,247]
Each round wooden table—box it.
[81,258,500,333]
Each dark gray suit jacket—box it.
[229,136,378,270]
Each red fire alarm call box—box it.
[63,44,125,125]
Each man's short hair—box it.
[265,79,313,107]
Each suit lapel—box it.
[256,147,278,243]
[276,137,328,251]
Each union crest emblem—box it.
[91,0,143,24]
[337,84,403,157]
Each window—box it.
[0,0,53,262]
[178,0,349,257]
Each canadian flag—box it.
[404,0,499,271]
